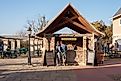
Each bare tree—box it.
[15,30,27,37]
[25,16,48,35]
[15,16,48,38]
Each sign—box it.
[46,51,54,66]
[61,38,77,41]
[87,50,95,64]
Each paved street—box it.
[0,58,121,81]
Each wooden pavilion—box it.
[36,3,104,66]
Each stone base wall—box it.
[66,50,86,66]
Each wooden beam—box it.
[57,16,78,27]
[59,33,94,37]
[63,17,93,33]
[78,17,92,30]
[46,16,78,33]
[71,20,93,33]
[72,21,99,36]
[78,17,99,36]
[70,8,79,17]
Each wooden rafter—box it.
[46,16,78,33]
[78,17,100,36]
[68,19,93,33]
[78,17,92,30]
[69,9,79,17]
[58,16,78,27]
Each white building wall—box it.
[30,38,34,52]
[3,39,8,51]
[16,40,20,49]
[113,17,121,44]
[11,40,15,50]
[30,37,43,52]
[34,39,38,51]
[38,39,42,50]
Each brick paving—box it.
[0,58,121,81]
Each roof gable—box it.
[36,3,104,36]
[113,7,121,17]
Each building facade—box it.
[112,8,121,50]
[0,35,43,55]
[29,36,43,55]
[0,35,21,51]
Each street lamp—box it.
[27,27,32,65]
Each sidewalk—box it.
[0,58,121,81]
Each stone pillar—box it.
[38,39,42,50]
[3,39,8,51]
[34,38,37,51]
[92,33,95,51]
[86,34,95,64]
[11,40,15,50]
[43,38,48,51]
[30,38,34,52]
[82,36,87,66]
[16,40,20,49]
[50,37,55,51]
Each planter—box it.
[96,52,104,64]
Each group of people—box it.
[55,41,67,66]
[103,40,119,55]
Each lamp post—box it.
[27,27,32,65]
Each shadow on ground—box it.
[1,65,121,81]
[0,58,121,81]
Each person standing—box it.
[115,40,119,51]
[60,41,67,66]
[55,41,62,66]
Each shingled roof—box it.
[113,7,121,17]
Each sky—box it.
[0,0,121,35]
